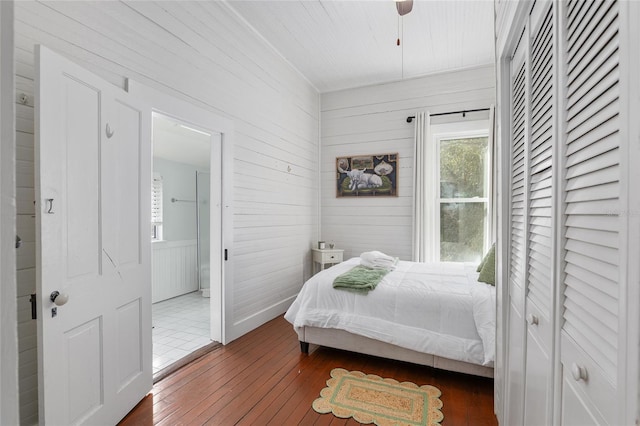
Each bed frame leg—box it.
[300,341,309,354]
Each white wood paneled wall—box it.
[320,66,495,260]
[13,1,319,423]
[152,240,198,304]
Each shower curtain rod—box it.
[171,197,196,203]
[406,107,490,123]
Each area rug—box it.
[312,368,443,426]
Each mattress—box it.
[285,257,496,367]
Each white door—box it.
[523,1,554,424]
[559,0,621,422]
[505,28,527,426]
[35,45,152,425]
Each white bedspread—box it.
[284,258,496,366]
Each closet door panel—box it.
[560,379,601,426]
[527,0,554,321]
[507,304,526,424]
[562,0,620,378]
[509,42,527,312]
[560,0,620,421]
[505,32,527,425]
[523,2,554,423]
[523,298,553,424]
[560,334,615,423]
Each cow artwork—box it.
[340,168,383,191]
[336,154,398,197]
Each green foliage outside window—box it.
[440,137,488,198]
[439,137,488,262]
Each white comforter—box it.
[284,258,496,366]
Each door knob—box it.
[50,291,69,306]
[571,363,588,382]
[527,314,539,325]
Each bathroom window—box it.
[151,174,163,241]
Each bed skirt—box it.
[297,326,494,378]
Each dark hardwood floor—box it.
[119,315,497,425]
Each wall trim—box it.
[0,1,18,424]
[228,295,297,343]
[130,80,235,345]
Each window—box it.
[435,128,491,263]
[438,136,490,262]
[151,174,163,241]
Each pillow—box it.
[478,244,496,286]
[476,243,493,272]
[476,253,487,272]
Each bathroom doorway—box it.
[151,113,220,378]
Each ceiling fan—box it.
[396,0,413,16]
[395,0,413,46]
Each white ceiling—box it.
[153,114,212,169]
[227,0,495,93]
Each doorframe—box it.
[0,1,18,424]
[495,1,532,424]
[130,81,234,344]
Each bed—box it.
[284,257,496,378]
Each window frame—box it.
[151,173,163,241]
[432,120,492,262]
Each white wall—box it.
[152,158,200,303]
[0,2,19,425]
[152,157,200,303]
[320,66,495,260]
[14,1,319,423]
[153,157,199,242]
[152,240,198,303]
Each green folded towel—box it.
[332,265,390,294]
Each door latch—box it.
[45,198,54,214]
[30,294,36,320]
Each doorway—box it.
[151,113,220,377]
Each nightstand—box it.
[311,248,344,275]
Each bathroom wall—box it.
[153,157,200,242]
[152,157,202,303]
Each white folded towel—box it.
[360,251,398,270]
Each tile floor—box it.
[152,291,212,375]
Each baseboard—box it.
[226,295,296,343]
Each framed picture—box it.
[336,153,398,197]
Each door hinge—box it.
[224,249,228,261]
[29,294,36,320]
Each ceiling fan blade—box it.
[396,0,413,16]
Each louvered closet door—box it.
[523,1,555,424]
[560,0,620,423]
[505,32,527,426]
[511,37,527,303]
